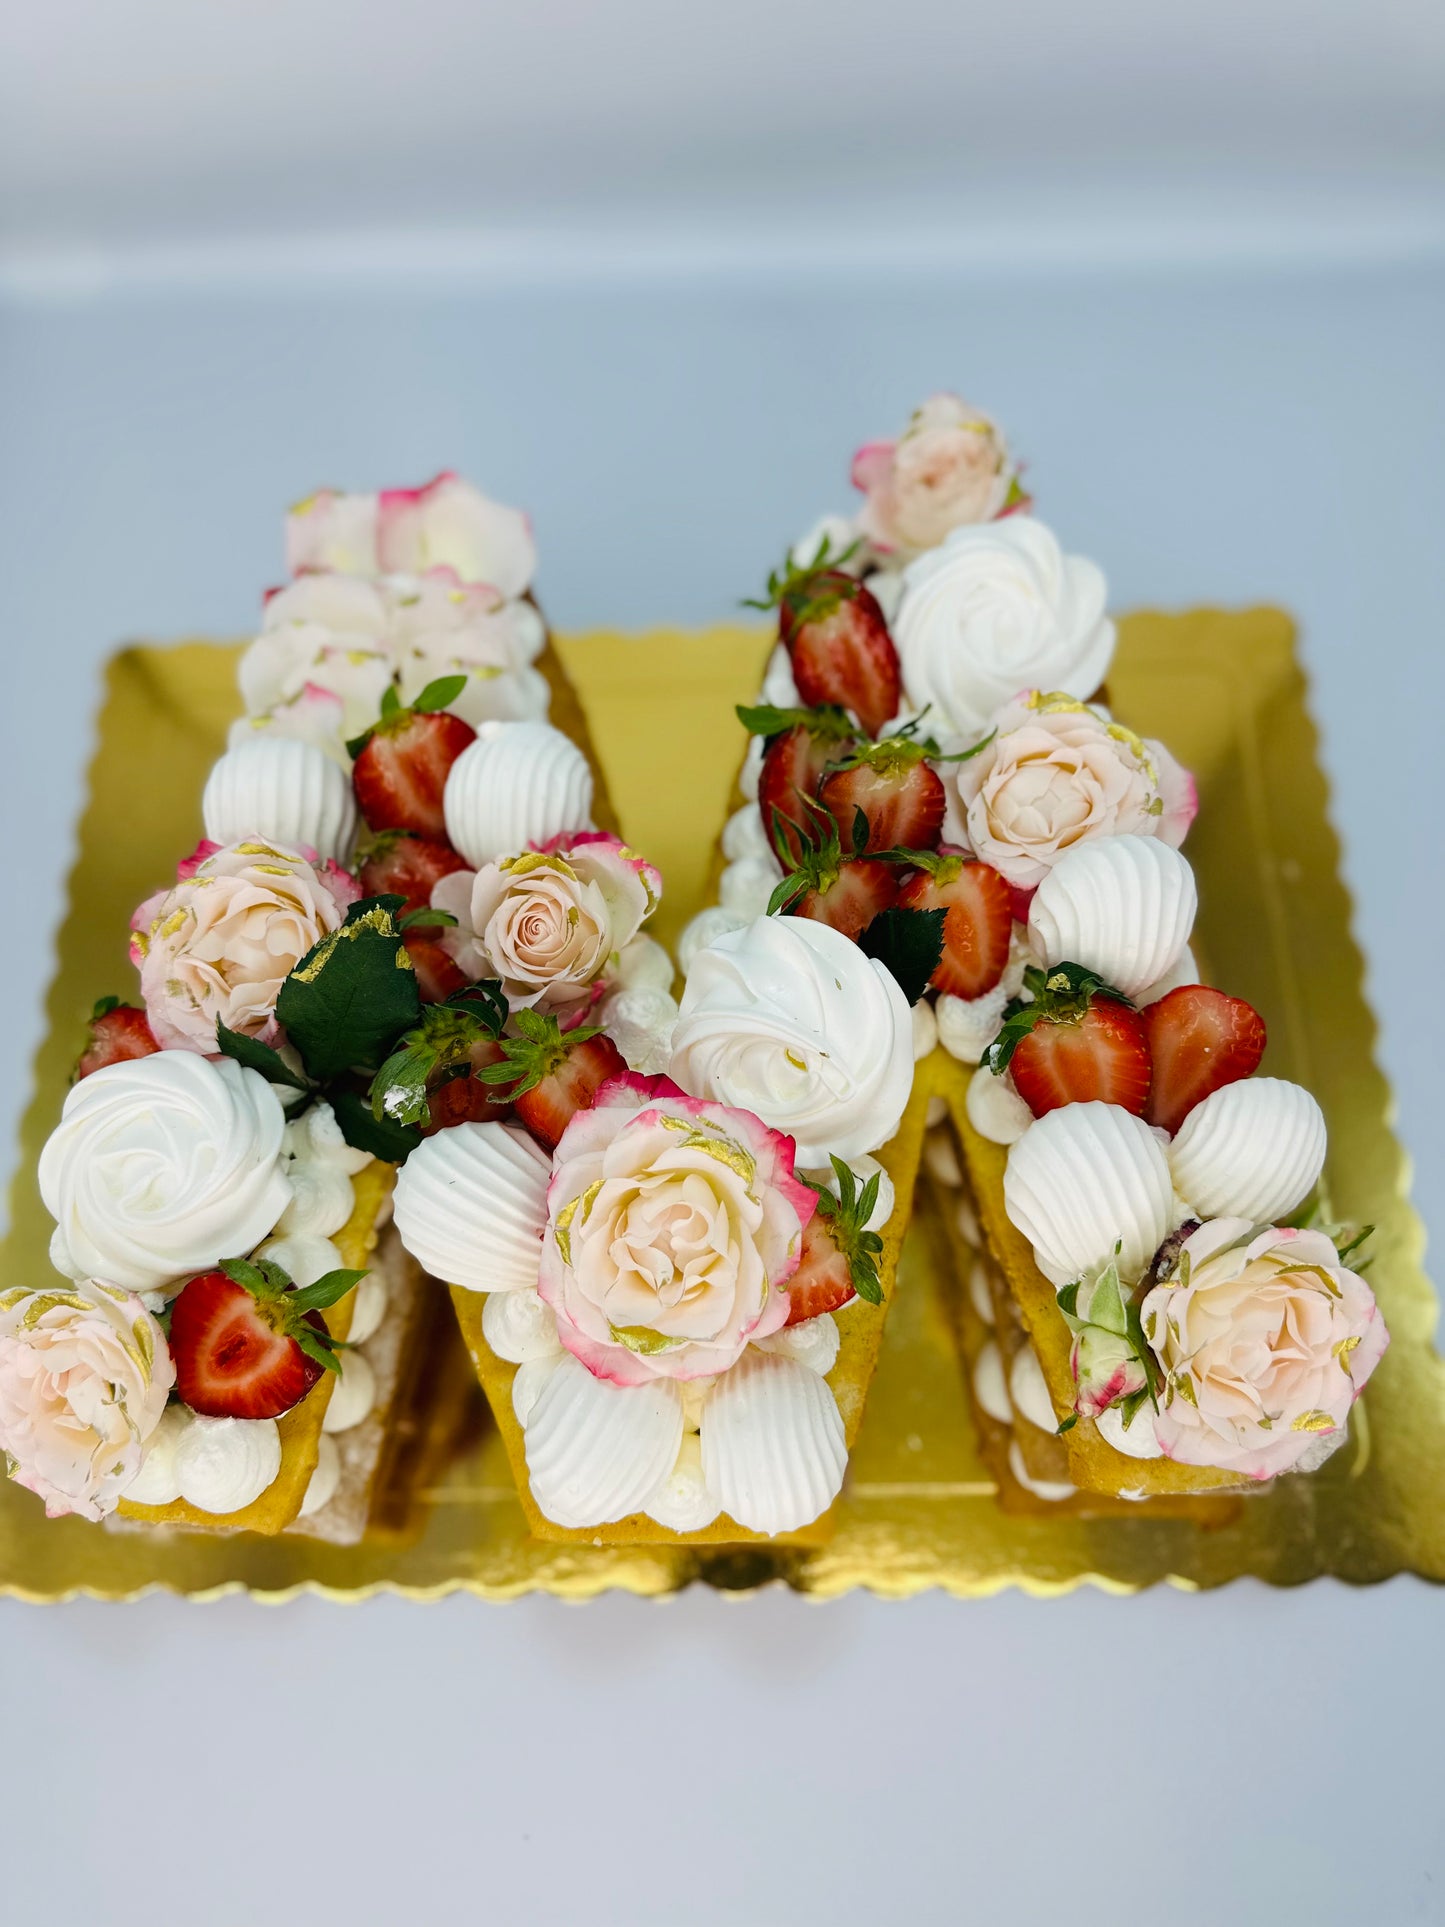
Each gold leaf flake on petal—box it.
[1291,1410,1337,1433]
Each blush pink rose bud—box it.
[432,833,662,1014]
[950,691,1198,892]
[130,839,361,1053]
[1141,1219,1389,1480]
[0,1277,174,1521]
[538,1074,816,1386]
[852,393,1026,558]
[1058,1253,1150,1421]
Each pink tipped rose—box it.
[432,833,662,1014]
[852,394,1026,558]
[130,838,361,1053]
[538,1074,816,1386]
[949,691,1197,892]
[0,1277,174,1521]
[1141,1219,1389,1480]
[377,472,536,600]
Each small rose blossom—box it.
[131,838,361,1052]
[1058,1254,1149,1420]
[538,1074,816,1385]
[376,472,536,599]
[1141,1219,1389,1480]
[949,691,1197,892]
[0,1277,174,1521]
[852,393,1025,557]
[432,833,661,1013]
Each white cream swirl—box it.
[172,1414,282,1513]
[669,916,913,1165]
[894,517,1115,737]
[38,1053,292,1295]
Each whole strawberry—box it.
[984,963,1151,1119]
[748,549,900,737]
[477,1008,627,1151]
[169,1255,365,1421]
[74,997,159,1080]
[349,675,475,837]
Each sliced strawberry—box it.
[748,551,900,736]
[896,855,1013,999]
[819,738,945,855]
[1144,985,1266,1135]
[403,931,470,1004]
[169,1257,362,1422]
[795,856,898,941]
[75,998,159,1080]
[786,1157,886,1326]
[478,1010,628,1151]
[986,964,1151,1118]
[359,830,469,917]
[349,677,476,836]
[742,704,857,867]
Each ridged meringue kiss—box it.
[1167,1077,1327,1222]
[1004,1101,1176,1286]
[524,1353,684,1529]
[700,1347,846,1536]
[201,736,359,868]
[1028,835,1197,1000]
[443,721,594,867]
[392,1121,551,1292]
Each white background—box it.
[1,5,1443,1924]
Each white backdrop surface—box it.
[0,250,1441,1927]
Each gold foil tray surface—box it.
[2,614,1440,1599]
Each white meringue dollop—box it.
[392,1122,551,1292]
[201,735,359,868]
[482,1283,566,1365]
[1028,836,1197,1000]
[443,721,595,867]
[966,1064,1034,1146]
[669,916,914,1165]
[1004,1101,1176,1287]
[700,1347,846,1536]
[642,1434,723,1533]
[1167,1077,1327,1223]
[173,1414,282,1514]
[321,1352,376,1435]
[972,1339,1012,1423]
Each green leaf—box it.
[289,1268,368,1313]
[851,1265,883,1307]
[1087,1260,1128,1339]
[345,892,407,925]
[850,805,869,857]
[857,907,945,1005]
[219,1257,279,1298]
[295,1326,341,1374]
[215,1020,312,1092]
[276,900,422,1082]
[1056,1413,1079,1434]
[91,994,122,1020]
[370,1040,438,1127]
[399,907,459,930]
[735,702,854,743]
[328,1085,424,1163]
[413,673,468,713]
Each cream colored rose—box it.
[0,1278,174,1521]
[538,1076,815,1385]
[130,838,360,1051]
[951,693,1197,891]
[1142,1219,1389,1480]
[852,394,1022,557]
[434,834,660,1012]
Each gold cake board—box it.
[2,614,1441,1599]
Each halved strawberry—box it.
[169,1256,364,1421]
[748,552,900,736]
[478,1009,628,1151]
[741,703,857,867]
[402,931,470,1004]
[768,796,899,941]
[359,829,469,917]
[985,964,1151,1118]
[1144,984,1266,1134]
[349,676,475,836]
[895,855,1013,999]
[786,1157,886,1326]
[818,737,945,854]
[75,997,159,1080]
